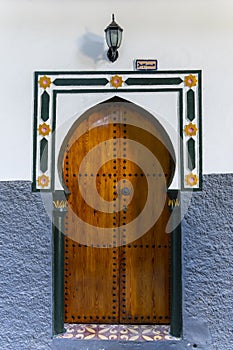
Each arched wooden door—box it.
[60,97,175,325]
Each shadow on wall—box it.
[78,30,108,63]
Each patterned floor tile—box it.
[56,324,180,342]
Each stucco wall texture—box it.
[0,174,232,350]
[0,181,52,350]
[182,174,233,350]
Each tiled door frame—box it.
[33,70,202,192]
[32,70,202,340]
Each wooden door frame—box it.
[52,189,182,338]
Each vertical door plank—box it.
[118,106,172,324]
[63,109,122,324]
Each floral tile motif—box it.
[110,75,123,88]
[184,122,198,137]
[57,324,180,342]
[38,122,51,136]
[184,74,198,88]
[37,174,50,188]
[185,173,199,186]
[39,75,52,89]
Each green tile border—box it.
[187,89,195,121]
[125,77,183,85]
[53,78,109,86]
[40,91,50,121]
[187,138,196,171]
[198,71,203,191]
[32,70,202,192]
[40,138,48,172]
[32,73,39,192]
[179,90,184,191]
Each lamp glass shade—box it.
[105,29,112,48]
[116,30,122,48]
[105,15,123,49]
[111,30,118,48]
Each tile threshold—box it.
[56,323,180,342]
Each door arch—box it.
[59,97,176,324]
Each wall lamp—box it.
[105,14,123,62]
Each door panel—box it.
[119,244,170,324]
[119,211,170,324]
[61,98,175,324]
[63,116,121,323]
[64,237,119,323]
[117,119,171,324]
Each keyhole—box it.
[121,187,131,196]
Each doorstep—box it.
[56,323,179,342]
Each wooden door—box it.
[61,97,175,324]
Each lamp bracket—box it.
[107,48,118,63]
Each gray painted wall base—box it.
[182,174,233,350]
[0,174,232,350]
[52,339,196,350]
[0,181,52,350]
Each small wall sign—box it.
[135,59,158,71]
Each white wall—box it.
[0,0,233,180]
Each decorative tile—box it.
[186,89,196,121]
[187,138,196,171]
[33,71,202,191]
[38,122,51,136]
[110,75,123,88]
[37,174,50,188]
[184,122,198,137]
[125,77,183,86]
[56,324,180,342]
[185,173,198,186]
[40,138,48,172]
[184,74,197,88]
[39,75,52,89]
[53,78,109,86]
[40,91,50,122]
